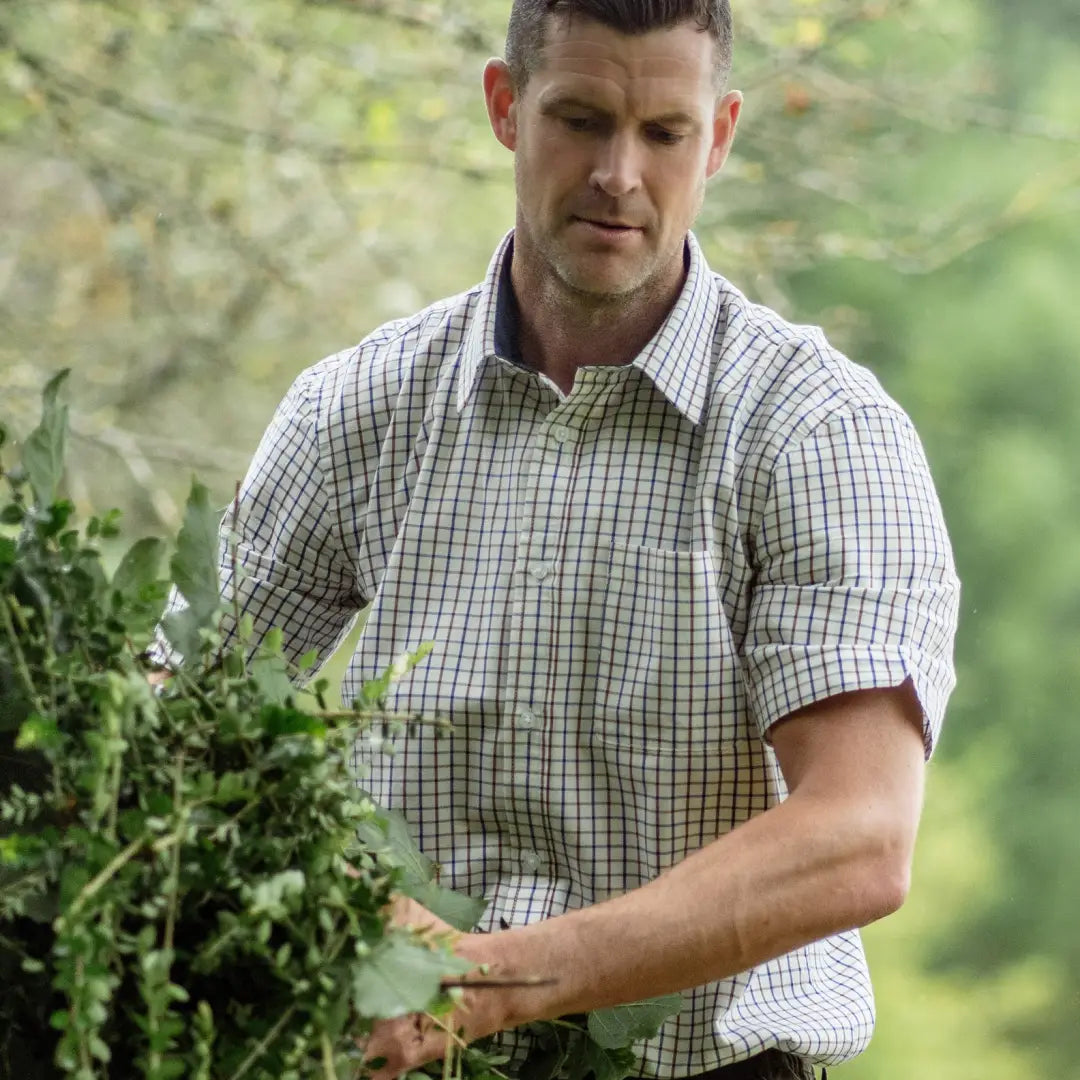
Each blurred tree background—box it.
[2,0,1078,1075]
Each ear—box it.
[705,89,743,179]
[483,58,519,151]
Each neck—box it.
[510,241,687,397]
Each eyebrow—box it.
[539,93,698,128]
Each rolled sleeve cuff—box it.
[744,582,960,758]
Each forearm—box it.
[461,786,915,1028]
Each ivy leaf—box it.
[21,369,69,509]
[169,480,221,627]
[351,933,471,1020]
[160,608,202,667]
[356,804,435,888]
[403,880,487,933]
[520,1021,579,1080]
[249,652,294,705]
[568,1038,636,1080]
[586,994,683,1049]
[355,802,485,929]
[112,537,166,598]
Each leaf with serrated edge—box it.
[169,480,221,625]
[573,1039,636,1080]
[22,369,70,508]
[357,802,435,888]
[403,880,487,933]
[351,933,471,1019]
[161,608,201,665]
[249,652,294,705]
[586,994,683,1049]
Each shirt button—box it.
[514,705,538,730]
[529,563,552,581]
[550,424,571,444]
[520,849,543,872]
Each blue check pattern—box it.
[157,231,960,1075]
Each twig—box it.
[162,750,186,955]
[441,976,559,989]
[0,594,48,719]
[12,42,503,182]
[314,710,447,726]
[58,833,151,925]
[227,1004,298,1080]
[321,1031,337,1080]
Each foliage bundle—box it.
[0,375,682,1080]
[0,373,472,1079]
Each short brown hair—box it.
[505,1,734,91]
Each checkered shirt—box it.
[158,231,959,1075]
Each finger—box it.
[360,1014,447,1080]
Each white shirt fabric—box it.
[159,231,960,1075]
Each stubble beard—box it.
[519,210,669,317]
[514,168,707,318]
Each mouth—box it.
[571,216,643,236]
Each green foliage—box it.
[357,804,487,933]
[0,379,682,1080]
[161,479,222,661]
[0,385,467,1079]
[21,371,70,510]
[351,936,471,1020]
[585,997,684,1050]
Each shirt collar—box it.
[458,229,718,425]
[459,231,514,412]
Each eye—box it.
[562,115,597,133]
[646,125,684,146]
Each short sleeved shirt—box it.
[160,231,960,1074]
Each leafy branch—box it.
[0,373,683,1080]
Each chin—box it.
[558,256,654,298]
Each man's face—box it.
[489,16,740,303]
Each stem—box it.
[104,696,126,843]
[209,795,259,843]
[440,976,558,989]
[0,929,33,958]
[193,922,244,969]
[162,750,186,955]
[58,832,151,925]
[73,954,93,1075]
[0,594,47,717]
[105,753,122,841]
[227,1004,297,1080]
[320,1031,336,1080]
[312,710,448,728]
[171,666,219,715]
[442,1029,454,1080]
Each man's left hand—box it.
[359,896,506,1080]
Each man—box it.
[164,3,960,1078]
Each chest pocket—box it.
[591,544,746,752]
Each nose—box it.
[588,131,642,199]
